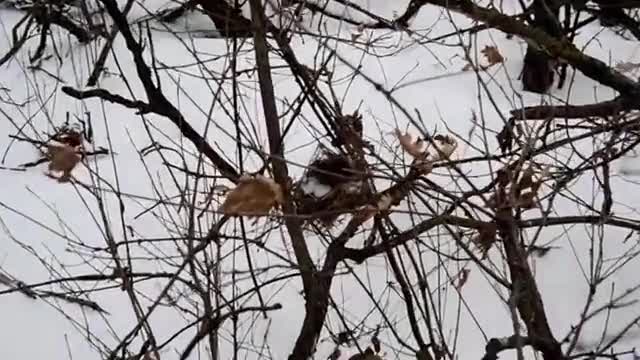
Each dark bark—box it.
[521,0,563,94]
[157,0,197,22]
[496,207,565,360]
[195,0,254,38]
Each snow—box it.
[0,0,639,359]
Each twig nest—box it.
[294,150,369,228]
[220,174,284,217]
[300,176,332,198]
[305,152,359,189]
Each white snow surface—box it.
[0,0,639,359]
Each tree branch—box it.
[62,86,153,113]
[424,0,640,99]
[91,0,240,183]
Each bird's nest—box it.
[293,148,370,228]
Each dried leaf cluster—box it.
[471,223,498,257]
[46,144,81,182]
[44,125,88,183]
[395,129,458,162]
[470,165,547,256]
[395,128,426,158]
[220,174,284,216]
[487,165,546,210]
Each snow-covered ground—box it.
[1,0,640,359]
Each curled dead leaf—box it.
[481,45,504,66]
[452,268,470,290]
[395,128,426,159]
[431,134,458,160]
[472,224,497,256]
[220,175,284,216]
[46,144,81,183]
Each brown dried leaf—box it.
[431,134,457,160]
[395,128,426,158]
[220,175,284,216]
[47,144,81,182]
[472,224,497,256]
[481,45,504,66]
[452,268,470,290]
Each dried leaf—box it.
[462,62,475,71]
[220,175,284,216]
[395,128,426,158]
[431,134,457,160]
[472,224,497,256]
[453,268,470,290]
[47,144,81,182]
[481,45,504,66]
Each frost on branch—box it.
[486,164,548,211]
